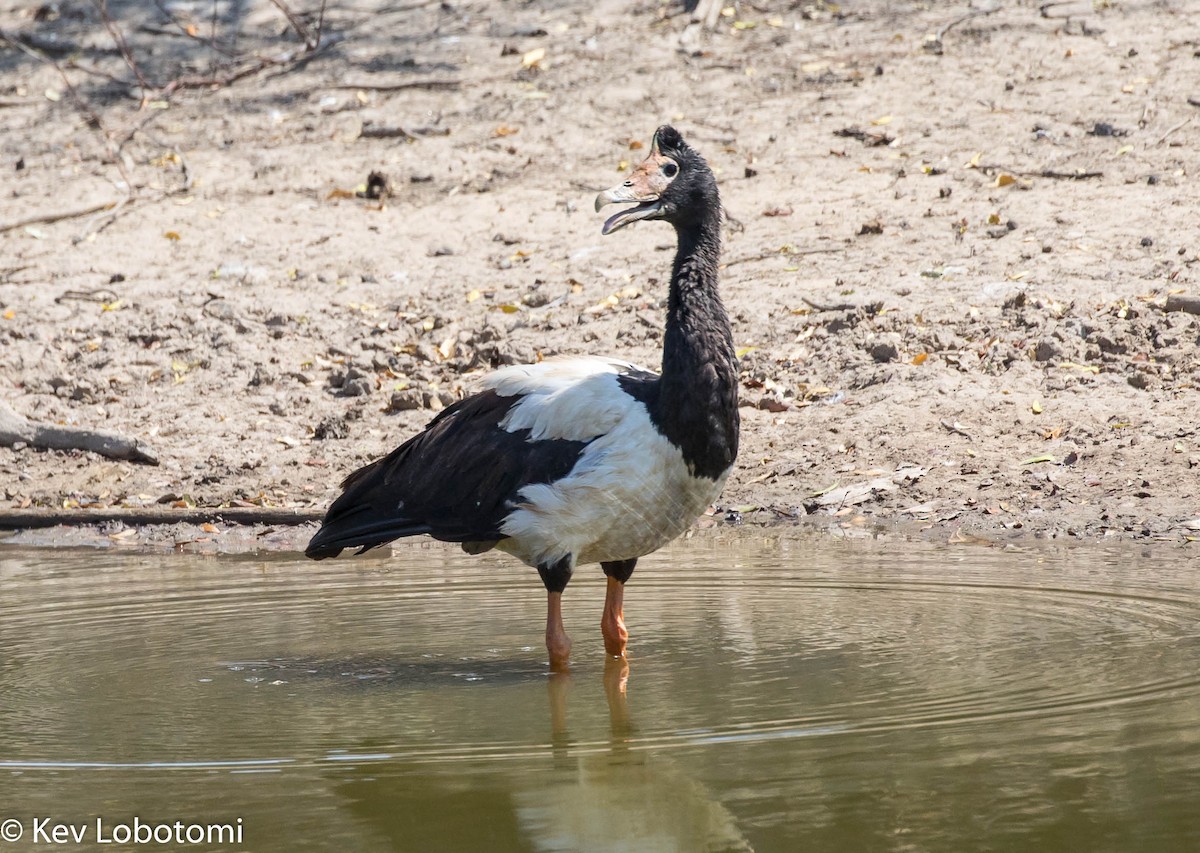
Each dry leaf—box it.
[494,125,520,138]
[912,352,928,365]
[326,188,356,200]
[2,309,14,320]
[437,336,457,360]
[521,47,546,69]
[163,230,181,240]
[1020,453,1055,465]
[466,289,483,303]
[871,115,893,126]
[994,174,1016,188]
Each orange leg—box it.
[545,591,572,672]
[601,576,629,659]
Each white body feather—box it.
[479,357,728,569]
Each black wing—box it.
[305,389,591,559]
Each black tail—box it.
[305,388,590,561]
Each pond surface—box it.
[1,537,1198,852]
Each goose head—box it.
[595,126,716,235]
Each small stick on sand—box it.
[0,401,159,465]
[0,507,323,531]
[0,200,121,234]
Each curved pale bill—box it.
[594,185,663,235]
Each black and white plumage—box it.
[306,126,739,669]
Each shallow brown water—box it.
[1,538,1198,852]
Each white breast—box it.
[492,368,728,568]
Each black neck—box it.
[655,205,740,479]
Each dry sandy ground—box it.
[1,0,1199,552]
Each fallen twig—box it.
[801,296,858,312]
[55,288,120,304]
[0,507,323,531]
[924,3,1000,54]
[724,247,840,268]
[940,419,974,440]
[0,200,120,234]
[359,125,414,140]
[975,163,1103,180]
[937,4,998,41]
[93,0,153,93]
[1036,169,1103,180]
[0,400,159,465]
[329,79,461,92]
[161,58,281,93]
[833,127,894,147]
[1156,116,1191,146]
[268,0,325,51]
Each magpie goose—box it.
[306,126,739,670]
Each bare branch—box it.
[92,0,154,92]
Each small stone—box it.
[521,290,550,308]
[341,378,372,397]
[388,389,424,411]
[757,393,791,413]
[868,341,899,363]
[1033,339,1060,362]
[338,367,374,397]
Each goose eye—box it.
[661,161,679,178]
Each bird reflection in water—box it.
[332,662,753,852]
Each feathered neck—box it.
[655,201,739,479]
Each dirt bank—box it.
[2,0,1198,550]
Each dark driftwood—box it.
[1164,294,1200,316]
[0,507,324,530]
[0,401,159,464]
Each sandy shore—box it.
[2,0,1198,550]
